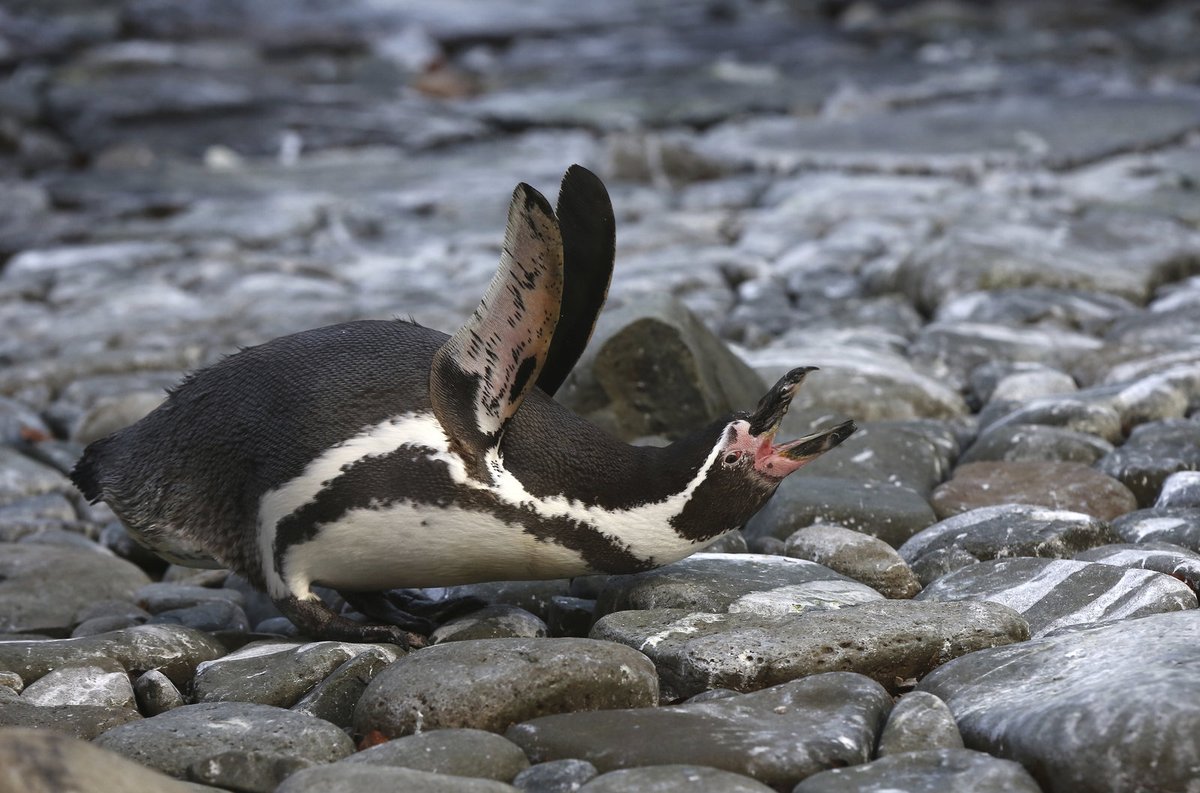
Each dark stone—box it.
[915,557,1197,638]
[919,610,1200,793]
[1096,419,1200,506]
[430,605,547,644]
[876,691,962,756]
[1111,507,1200,551]
[345,728,530,782]
[0,728,199,793]
[188,751,316,793]
[959,424,1113,465]
[1073,542,1200,594]
[133,669,185,717]
[276,764,518,792]
[784,524,921,599]
[792,749,1041,793]
[354,638,658,738]
[581,765,774,792]
[506,674,892,791]
[590,600,1027,700]
[513,760,598,793]
[291,646,399,729]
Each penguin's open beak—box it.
[747,367,857,478]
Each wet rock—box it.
[0,395,52,445]
[591,600,1026,700]
[700,530,747,554]
[959,424,1114,465]
[745,477,937,548]
[513,759,599,793]
[0,623,225,688]
[545,596,595,638]
[134,582,245,613]
[133,669,185,716]
[594,553,882,619]
[1155,470,1200,508]
[919,610,1200,793]
[557,294,765,441]
[0,492,79,535]
[0,670,22,693]
[876,691,963,756]
[916,557,1197,638]
[188,750,316,793]
[354,638,658,738]
[748,347,968,422]
[580,765,773,792]
[150,599,252,633]
[346,728,530,782]
[1112,507,1200,551]
[784,524,921,598]
[793,749,1041,793]
[0,543,152,635]
[277,764,519,793]
[431,605,547,644]
[792,422,956,498]
[898,505,1119,574]
[291,646,398,729]
[0,446,73,506]
[0,728,200,793]
[929,461,1137,521]
[0,699,142,739]
[1096,419,1200,506]
[939,288,1134,336]
[507,673,892,790]
[980,396,1123,444]
[20,659,135,708]
[94,702,354,778]
[1073,542,1200,594]
[194,640,398,707]
[440,580,573,623]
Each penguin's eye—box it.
[723,452,741,466]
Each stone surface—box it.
[0,543,152,635]
[346,729,530,782]
[133,668,185,716]
[580,765,774,792]
[0,623,225,688]
[745,477,938,547]
[290,646,398,728]
[590,600,1027,699]
[1096,419,1200,506]
[959,424,1114,465]
[0,727,201,793]
[277,764,519,793]
[506,673,892,790]
[919,610,1200,793]
[876,691,963,757]
[1155,471,1200,508]
[513,760,598,793]
[898,504,1119,576]
[792,749,1041,793]
[1112,508,1200,551]
[431,605,548,644]
[594,553,882,619]
[94,702,354,778]
[929,461,1138,521]
[188,751,316,793]
[354,638,658,738]
[193,640,399,707]
[784,524,921,598]
[915,557,1197,638]
[20,660,135,708]
[1073,542,1200,594]
[791,421,957,498]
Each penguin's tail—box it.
[70,438,111,503]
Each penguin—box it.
[71,165,856,647]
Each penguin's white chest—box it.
[258,411,720,599]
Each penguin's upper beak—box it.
[747,367,857,478]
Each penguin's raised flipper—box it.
[431,183,564,479]
[536,165,615,397]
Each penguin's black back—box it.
[73,319,446,583]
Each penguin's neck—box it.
[499,396,725,513]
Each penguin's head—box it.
[670,368,856,541]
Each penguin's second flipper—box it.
[537,164,615,397]
[431,183,564,481]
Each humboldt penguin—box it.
[71,166,856,646]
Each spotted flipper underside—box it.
[430,183,564,479]
[536,164,615,397]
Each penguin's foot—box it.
[338,589,488,634]
[275,595,426,649]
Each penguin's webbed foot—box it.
[275,595,426,649]
[338,589,487,634]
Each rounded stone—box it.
[784,524,921,598]
[94,702,354,778]
[430,605,548,644]
[876,691,963,756]
[0,728,201,793]
[793,748,1040,792]
[346,728,530,781]
[354,638,658,738]
[276,764,519,792]
[580,765,774,792]
[930,461,1137,521]
[513,759,598,792]
[133,669,185,716]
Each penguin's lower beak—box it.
[747,368,857,479]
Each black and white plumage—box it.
[71,166,856,646]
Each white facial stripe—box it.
[261,411,731,599]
